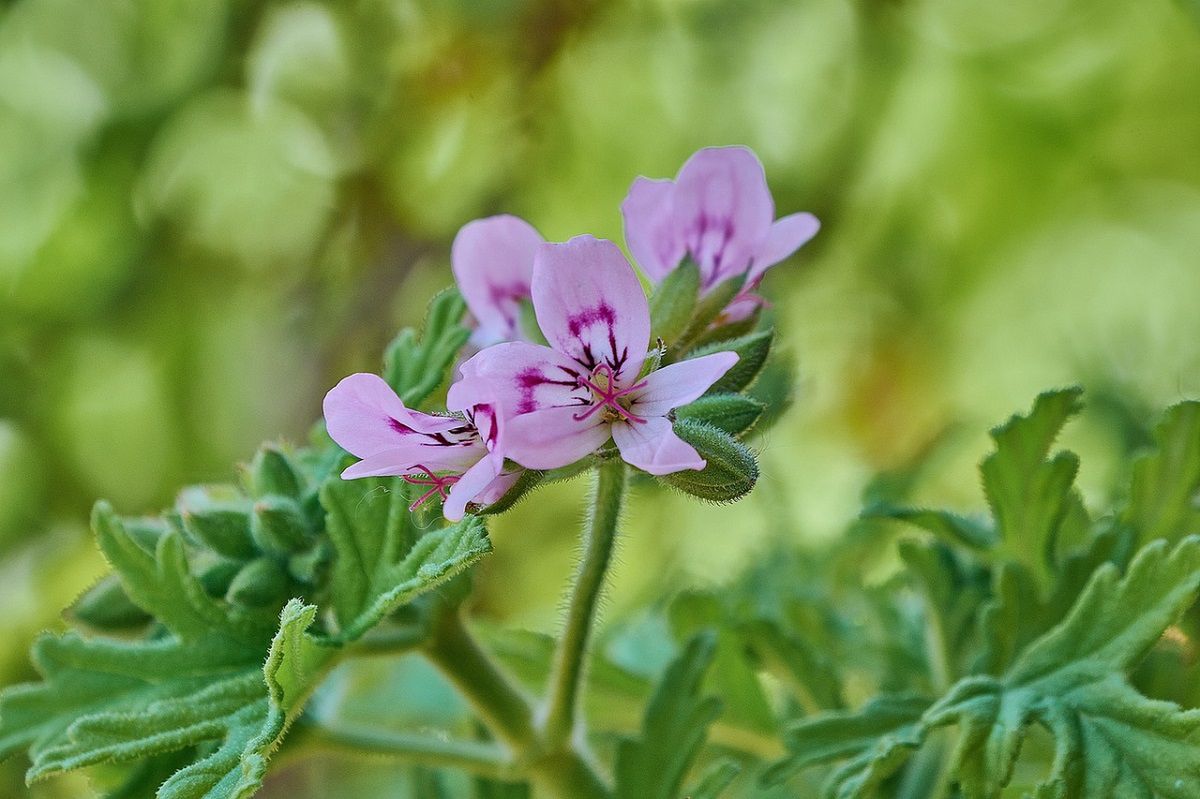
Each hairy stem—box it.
[424,608,610,798]
[298,722,520,781]
[541,460,626,750]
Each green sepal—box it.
[669,274,744,357]
[476,468,546,516]
[384,288,471,408]
[176,486,257,560]
[649,260,700,345]
[226,557,290,608]
[250,495,313,555]
[660,419,758,503]
[690,329,774,394]
[675,393,765,437]
[68,576,152,632]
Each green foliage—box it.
[614,633,724,799]
[650,261,701,346]
[663,420,759,503]
[0,305,493,798]
[760,394,1200,798]
[692,330,774,395]
[384,289,471,409]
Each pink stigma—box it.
[573,363,649,425]
[403,465,461,511]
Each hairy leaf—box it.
[1121,401,1200,547]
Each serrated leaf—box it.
[383,288,471,408]
[614,632,722,799]
[1121,401,1200,547]
[762,694,930,792]
[980,387,1087,580]
[321,474,492,642]
[743,619,845,715]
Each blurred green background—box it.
[2,0,1200,795]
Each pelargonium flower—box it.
[621,145,819,321]
[323,373,518,520]
[454,235,738,474]
[451,214,544,347]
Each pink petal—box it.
[673,146,775,288]
[612,416,705,475]
[747,212,820,283]
[324,373,463,459]
[716,293,766,326]
[621,177,684,282]
[532,236,651,383]
[504,406,613,470]
[476,470,522,505]
[442,455,501,521]
[630,351,740,418]
[451,215,543,342]
[452,342,588,417]
[340,443,482,479]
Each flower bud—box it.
[176,486,257,559]
[675,394,765,437]
[69,575,151,631]
[250,495,312,554]
[661,419,758,503]
[246,445,304,499]
[226,556,290,608]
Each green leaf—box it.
[670,591,776,734]
[691,330,774,395]
[743,619,845,714]
[650,260,701,345]
[685,760,740,799]
[1121,400,1200,547]
[674,393,764,437]
[321,474,492,642]
[762,694,931,792]
[979,387,1088,579]
[867,505,996,551]
[668,274,744,357]
[614,632,721,799]
[661,420,758,503]
[383,288,471,408]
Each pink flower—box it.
[323,373,519,520]
[621,145,819,321]
[454,235,739,475]
[451,215,544,346]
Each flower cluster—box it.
[323,146,818,519]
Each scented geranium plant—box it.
[2,147,1199,799]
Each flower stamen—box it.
[573,363,649,425]
[403,464,461,511]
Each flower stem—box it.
[424,607,610,799]
[297,722,520,781]
[541,460,626,751]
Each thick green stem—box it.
[541,460,626,750]
[298,722,519,781]
[424,608,610,799]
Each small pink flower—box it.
[451,215,544,346]
[621,145,819,319]
[454,235,739,475]
[323,373,518,520]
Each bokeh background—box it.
[2,0,1200,795]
